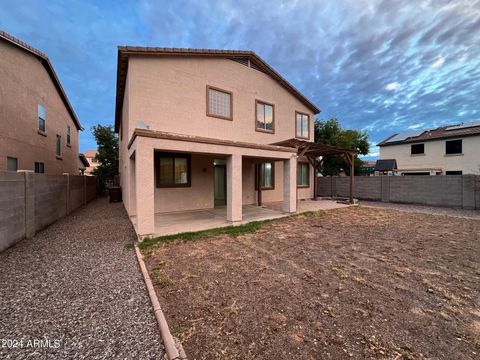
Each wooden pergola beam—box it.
[271,138,358,204]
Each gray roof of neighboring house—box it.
[374,159,397,172]
[377,122,480,146]
[114,47,321,132]
[0,30,82,130]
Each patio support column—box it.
[135,140,155,236]
[349,153,355,204]
[283,155,297,213]
[227,154,242,222]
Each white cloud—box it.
[385,82,399,91]
[431,55,445,68]
[407,123,425,129]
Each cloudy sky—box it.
[1,0,479,157]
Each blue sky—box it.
[1,0,479,157]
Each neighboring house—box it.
[78,153,90,174]
[378,122,480,175]
[374,159,397,176]
[115,47,323,236]
[84,150,99,175]
[361,160,376,175]
[0,30,82,174]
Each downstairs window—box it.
[297,163,310,187]
[155,153,191,187]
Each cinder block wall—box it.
[34,175,68,231]
[0,172,26,251]
[317,175,479,210]
[69,176,86,212]
[0,172,98,252]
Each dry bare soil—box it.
[144,207,480,359]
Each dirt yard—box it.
[144,207,480,359]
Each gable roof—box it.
[79,153,90,168]
[377,122,480,146]
[114,47,321,132]
[84,150,98,158]
[0,30,82,130]
[374,159,397,172]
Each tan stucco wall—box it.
[125,56,315,144]
[242,159,314,205]
[0,40,80,174]
[119,56,315,217]
[150,154,313,214]
[380,136,480,175]
[154,154,215,213]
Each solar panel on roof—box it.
[386,130,424,143]
[445,121,480,131]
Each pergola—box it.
[272,139,358,204]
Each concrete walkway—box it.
[133,199,350,237]
[0,199,164,359]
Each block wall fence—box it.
[317,175,480,210]
[0,171,98,252]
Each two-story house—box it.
[0,30,82,174]
[378,122,480,175]
[83,150,99,175]
[115,47,326,237]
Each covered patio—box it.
[126,129,300,237]
[131,199,350,237]
[126,129,357,238]
[272,138,358,203]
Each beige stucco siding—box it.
[119,72,131,213]
[120,55,316,219]
[380,136,480,174]
[125,56,315,145]
[151,156,314,214]
[154,154,215,213]
[0,40,79,174]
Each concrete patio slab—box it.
[132,199,350,237]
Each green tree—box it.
[314,118,369,175]
[91,125,119,178]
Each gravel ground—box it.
[0,198,164,359]
[360,200,480,219]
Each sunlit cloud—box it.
[0,0,478,154]
[386,82,400,91]
[431,55,445,68]
[407,123,425,130]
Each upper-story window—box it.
[255,100,274,133]
[38,104,46,133]
[207,86,232,120]
[56,135,62,158]
[445,139,462,155]
[296,111,310,139]
[410,143,424,155]
[66,125,71,146]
